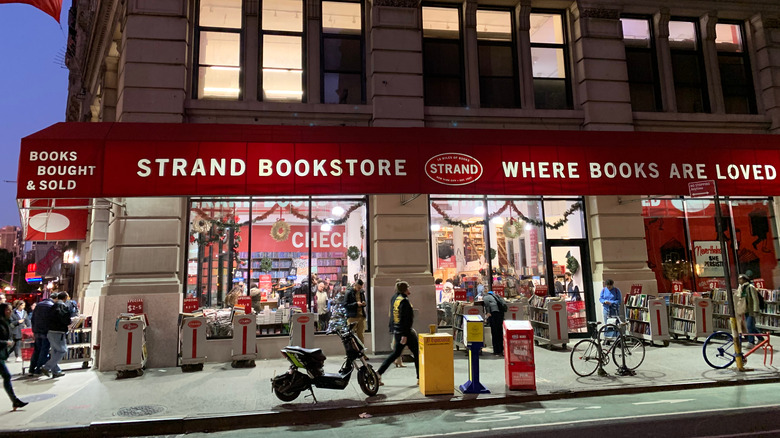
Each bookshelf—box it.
[668,292,713,341]
[625,294,670,346]
[528,295,568,349]
[451,302,484,350]
[63,316,92,369]
[756,289,780,333]
[313,251,345,282]
[464,227,485,263]
[710,289,732,331]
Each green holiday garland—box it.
[260,257,273,272]
[431,201,582,230]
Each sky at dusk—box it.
[0,1,72,228]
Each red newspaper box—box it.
[503,320,536,391]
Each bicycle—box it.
[702,330,774,369]
[570,320,646,377]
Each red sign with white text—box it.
[630,284,643,295]
[237,296,252,314]
[237,225,346,253]
[23,198,89,241]
[17,123,780,200]
[754,278,766,289]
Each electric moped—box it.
[271,322,380,402]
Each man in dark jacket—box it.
[29,295,55,376]
[344,280,367,344]
[377,280,419,384]
[42,292,72,378]
[482,290,506,356]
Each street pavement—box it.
[1,337,779,437]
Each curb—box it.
[14,375,780,437]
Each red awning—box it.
[16,122,780,201]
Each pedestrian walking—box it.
[377,280,419,385]
[482,290,507,356]
[10,300,27,362]
[736,274,760,347]
[42,292,72,378]
[29,295,55,376]
[345,279,367,344]
[0,303,28,410]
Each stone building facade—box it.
[55,0,780,370]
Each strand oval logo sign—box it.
[123,323,139,330]
[551,303,564,311]
[238,317,252,325]
[187,320,203,328]
[297,316,311,323]
[425,153,483,186]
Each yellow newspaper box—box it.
[464,314,484,344]
[419,333,454,396]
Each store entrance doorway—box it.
[545,239,594,338]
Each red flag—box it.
[0,0,62,23]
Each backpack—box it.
[495,294,508,313]
[756,288,766,311]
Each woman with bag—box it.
[10,300,27,362]
[0,303,28,410]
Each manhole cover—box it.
[115,405,166,417]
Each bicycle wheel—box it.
[570,340,602,377]
[612,336,646,371]
[702,331,736,369]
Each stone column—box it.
[570,3,633,131]
[654,9,677,112]
[116,0,189,123]
[515,1,535,109]
[80,199,110,349]
[96,0,190,370]
[700,12,725,114]
[97,198,186,370]
[588,196,658,307]
[463,0,480,108]
[370,195,435,354]
[751,13,780,133]
[368,0,424,127]
[306,0,322,103]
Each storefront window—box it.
[186,196,368,338]
[431,196,587,331]
[643,197,777,293]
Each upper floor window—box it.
[530,11,571,109]
[477,9,518,108]
[262,0,304,102]
[322,1,365,104]
[716,22,757,114]
[422,6,465,107]
[669,20,709,112]
[621,17,661,112]
[195,0,243,100]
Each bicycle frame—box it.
[709,332,773,367]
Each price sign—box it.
[708,279,719,290]
[183,297,199,313]
[630,284,643,295]
[292,294,308,312]
[492,285,505,297]
[237,296,252,314]
[754,278,766,289]
[534,285,548,297]
[127,298,144,314]
[671,281,683,293]
[454,288,467,301]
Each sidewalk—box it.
[2,339,779,437]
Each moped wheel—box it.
[702,331,735,369]
[273,386,301,402]
[358,364,380,396]
[570,340,601,377]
